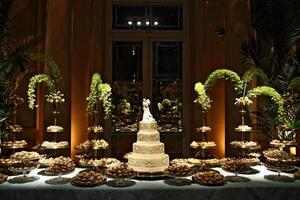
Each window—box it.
[113,4,182,30]
[112,42,143,133]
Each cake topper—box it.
[142,98,155,121]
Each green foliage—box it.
[194,82,212,111]
[0,0,41,137]
[87,73,102,114]
[247,86,284,123]
[240,0,300,140]
[29,53,61,83]
[87,73,112,119]
[157,98,181,113]
[288,77,300,90]
[204,69,244,94]
[27,74,55,109]
[117,99,131,111]
[242,68,269,85]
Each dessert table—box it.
[0,165,300,200]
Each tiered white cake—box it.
[128,99,169,173]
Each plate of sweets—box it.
[71,170,107,187]
[164,165,195,178]
[192,171,227,186]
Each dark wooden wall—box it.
[11,0,249,158]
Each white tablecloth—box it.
[0,165,300,200]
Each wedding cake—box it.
[128,99,169,173]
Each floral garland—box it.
[86,73,112,119]
[242,68,269,85]
[204,69,244,94]
[194,82,212,111]
[98,83,112,119]
[27,74,55,109]
[246,86,284,122]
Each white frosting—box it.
[137,132,160,142]
[133,142,164,154]
[128,153,169,172]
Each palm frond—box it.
[0,35,41,79]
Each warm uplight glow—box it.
[71,69,89,157]
[208,80,225,157]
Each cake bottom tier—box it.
[128,153,169,173]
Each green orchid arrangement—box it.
[194,82,212,111]
[27,54,61,109]
[234,68,270,108]
[246,86,284,123]
[86,73,112,119]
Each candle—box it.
[290,147,296,155]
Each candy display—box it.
[45,157,76,174]
[76,156,121,168]
[164,165,194,177]
[10,151,40,161]
[270,139,297,148]
[71,170,107,187]
[38,157,57,167]
[106,163,136,179]
[1,140,28,148]
[8,161,39,172]
[0,173,8,184]
[0,158,21,167]
[294,170,300,180]
[41,141,69,149]
[192,171,226,186]
[230,141,258,149]
[221,159,251,173]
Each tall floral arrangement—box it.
[27,54,61,109]
[86,73,112,119]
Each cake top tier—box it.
[141,98,156,123]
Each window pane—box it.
[113,42,142,81]
[150,5,182,30]
[153,41,183,133]
[112,41,143,133]
[112,4,182,30]
[113,5,146,29]
[153,41,182,79]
